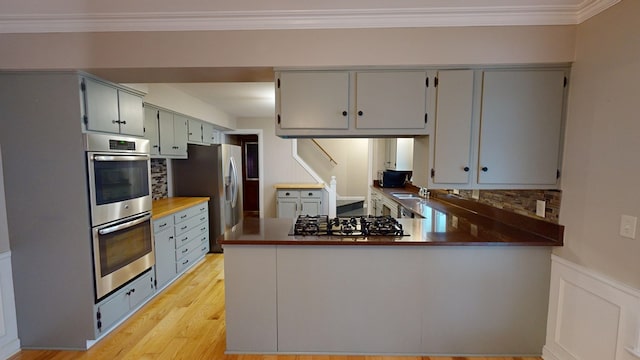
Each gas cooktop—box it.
[291,215,407,237]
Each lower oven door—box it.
[92,212,154,300]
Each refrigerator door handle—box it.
[230,156,239,208]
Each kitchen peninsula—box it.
[220,194,563,357]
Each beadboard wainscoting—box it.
[543,255,640,360]
[0,252,20,359]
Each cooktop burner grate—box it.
[291,215,407,237]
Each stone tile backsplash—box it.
[457,189,561,223]
[151,159,168,200]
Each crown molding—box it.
[0,0,621,34]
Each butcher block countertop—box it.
[273,183,324,189]
[152,197,210,219]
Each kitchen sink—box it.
[390,192,421,200]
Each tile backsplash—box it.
[151,159,168,200]
[457,189,562,223]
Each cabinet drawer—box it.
[176,247,206,273]
[153,216,174,233]
[300,190,322,199]
[175,220,208,247]
[277,190,300,198]
[175,236,200,261]
[174,203,207,224]
[175,212,208,235]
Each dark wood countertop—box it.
[220,183,564,246]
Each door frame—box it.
[223,129,264,218]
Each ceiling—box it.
[1,0,620,118]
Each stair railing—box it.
[310,139,338,165]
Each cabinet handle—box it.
[182,248,189,254]
[159,223,167,228]
[153,145,159,148]
[357,110,364,116]
[112,120,119,124]
[481,166,488,172]
[182,260,189,265]
[201,246,207,251]
[120,121,126,125]
[180,214,188,219]
[342,111,348,116]
[463,166,470,172]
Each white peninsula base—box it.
[224,244,552,357]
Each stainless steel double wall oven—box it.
[85,133,154,300]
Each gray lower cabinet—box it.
[153,201,209,291]
[95,270,155,335]
[173,204,209,273]
[276,190,322,218]
[153,216,176,289]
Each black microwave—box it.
[381,170,411,188]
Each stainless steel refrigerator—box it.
[172,143,243,253]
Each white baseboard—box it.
[0,252,20,360]
[543,255,640,360]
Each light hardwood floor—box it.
[10,254,542,360]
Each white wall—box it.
[138,84,237,130]
[556,0,640,289]
[235,117,315,218]
[0,26,575,71]
[297,138,369,198]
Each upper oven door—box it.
[87,153,152,226]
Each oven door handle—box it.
[98,213,152,235]
[92,154,150,162]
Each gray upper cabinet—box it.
[143,106,160,156]
[355,71,427,130]
[82,77,144,136]
[478,70,566,186]
[429,68,567,189]
[277,71,350,131]
[431,70,475,185]
[187,118,203,143]
[276,70,430,137]
[158,109,188,158]
[202,122,221,144]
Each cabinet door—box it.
[84,78,120,134]
[355,71,427,129]
[277,199,299,219]
[385,139,398,170]
[117,90,144,136]
[202,122,220,144]
[143,107,160,156]
[300,199,321,216]
[154,227,177,288]
[432,70,475,184]
[278,72,350,129]
[478,70,565,185]
[158,110,176,155]
[187,118,203,143]
[172,115,189,157]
